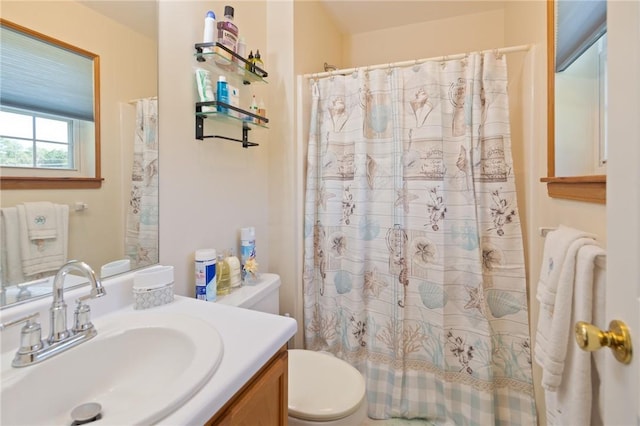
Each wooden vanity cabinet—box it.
[206,345,288,426]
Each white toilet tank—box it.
[216,273,280,315]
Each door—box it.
[603,1,640,423]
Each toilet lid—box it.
[288,350,366,422]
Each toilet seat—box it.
[288,350,366,422]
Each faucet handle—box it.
[73,300,94,333]
[0,312,44,356]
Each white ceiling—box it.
[319,0,506,35]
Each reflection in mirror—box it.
[0,1,158,308]
[542,0,607,203]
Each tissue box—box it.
[133,265,174,310]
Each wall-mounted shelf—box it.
[195,101,269,148]
[194,42,269,148]
[194,42,268,85]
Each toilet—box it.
[217,273,368,425]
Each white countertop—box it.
[0,271,297,425]
[156,296,297,424]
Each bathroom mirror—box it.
[541,0,607,203]
[0,0,159,308]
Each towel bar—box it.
[538,226,606,269]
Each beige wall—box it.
[345,8,506,67]
[1,1,157,274]
[158,1,271,296]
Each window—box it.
[0,18,101,189]
[1,108,76,169]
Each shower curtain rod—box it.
[303,44,531,79]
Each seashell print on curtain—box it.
[303,53,536,424]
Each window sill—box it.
[1,176,103,190]
[540,175,606,204]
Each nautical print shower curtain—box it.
[125,98,159,266]
[303,52,537,424]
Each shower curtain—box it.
[125,98,158,266]
[303,52,536,424]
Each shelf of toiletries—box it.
[195,42,268,86]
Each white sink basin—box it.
[1,310,223,425]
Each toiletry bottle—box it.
[216,252,231,296]
[246,51,254,73]
[216,75,229,113]
[250,95,258,123]
[195,68,215,112]
[236,36,247,76]
[215,5,239,66]
[254,49,265,76]
[240,227,256,283]
[195,249,217,301]
[226,250,242,288]
[257,99,266,125]
[203,11,216,53]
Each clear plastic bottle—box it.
[257,99,266,125]
[250,95,258,124]
[215,5,239,65]
[235,36,247,75]
[216,252,231,296]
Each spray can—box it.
[195,249,217,301]
[240,227,256,283]
[203,11,216,53]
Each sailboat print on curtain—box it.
[303,52,536,424]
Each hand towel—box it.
[1,207,26,285]
[545,244,606,426]
[21,201,58,240]
[536,225,595,310]
[17,204,69,277]
[534,237,597,388]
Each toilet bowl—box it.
[288,349,367,426]
[216,273,367,425]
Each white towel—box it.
[1,207,26,284]
[536,225,595,310]
[17,204,69,277]
[535,237,597,389]
[22,201,58,240]
[544,244,606,426]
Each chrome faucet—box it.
[0,260,107,367]
[50,260,106,343]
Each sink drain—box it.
[70,402,102,425]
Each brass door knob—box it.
[575,320,633,364]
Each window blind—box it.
[0,25,95,121]
[556,0,607,72]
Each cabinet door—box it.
[208,347,288,426]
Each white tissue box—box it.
[133,265,174,310]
